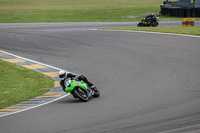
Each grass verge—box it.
[0,60,54,109]
[0,0,188,23]
[100,26,200,36]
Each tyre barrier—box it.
[182,18,195,27]
[161,5,200,17]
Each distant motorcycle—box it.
[137,16,158,27]
[65,76,100,102]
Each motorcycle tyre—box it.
[93,88,100,98]
[155,22,158,27]
[137,22,142,27]
[74,87,89,102]
[151,22,158,27]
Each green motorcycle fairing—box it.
[79,80,88,90]
[65,79,88,93]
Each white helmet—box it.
[59,70,66,80]
[149,13,154,17]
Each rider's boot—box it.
[86,81,96,90]
[90,84,98,93]
[90,85,96,89]
[88,82,97,90]
[79,75,95,89]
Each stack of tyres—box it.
[161,5,166,15]
[180,8,187,17]
[174,8,178,17]
[186,8,192,17]
[191,8,196,17]
[182,19,188,27]
[197,8,200,17]
[169,7,173,16]
[160,4,200,17]
[188,18,195,26]
[182,18,195,27]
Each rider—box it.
[59,70,95,92]
[147,13,157,22]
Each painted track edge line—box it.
[0,50,74,74]
[0,50,62,71]
[97,29,200,38]
[0,94,69,118]
[0,50,70,118]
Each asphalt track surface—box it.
[0,22,200,133]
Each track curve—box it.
[1,22,200,133]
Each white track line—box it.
[0,94,70,118]
[97,29,200,38]
[0,50,71,118]
[0,50,62,71]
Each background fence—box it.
[161,0,200,17]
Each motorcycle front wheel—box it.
[137,22,142,27]
[151,22,158,27]
[74,87,89,102]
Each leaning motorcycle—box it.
[137,17,158,27]
[65,76,100,102]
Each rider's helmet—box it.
[149,13,154,17]
[59,70,66,80]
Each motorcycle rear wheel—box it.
[93,88,100,98]
[74,87,89,102]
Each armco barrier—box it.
[182,18,195,27]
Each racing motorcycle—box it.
[137,16,158,27]
[65,76,100,102]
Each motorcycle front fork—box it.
[87,88,94,97]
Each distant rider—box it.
[147,13,157,22]
[59,70,95,92]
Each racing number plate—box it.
[66,80,71,87]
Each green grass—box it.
[0,60,54,109]
[100,26,200,36]
[0,0,183,23]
